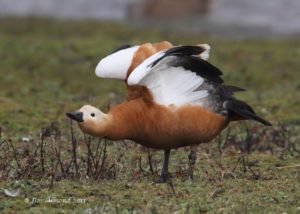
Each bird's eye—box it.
[91,113,95,117]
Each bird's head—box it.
[66,105,109,136]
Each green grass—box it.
[0,18,299,213]
[1,151,299,213]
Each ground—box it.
[0,18,299,213]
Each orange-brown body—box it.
[79,41,228,150]
[87,41,227,150]
[86,98,229,150]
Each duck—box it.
[66,42,271,182]
[93,41,210,179]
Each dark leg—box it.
[158,149,171,183]
[188,145,198,180]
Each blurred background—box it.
[0,0,299,133]
[1,0,300,38]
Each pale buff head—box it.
[66,105,109,137]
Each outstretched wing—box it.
[95,43,211,81]
[127,46,223,107]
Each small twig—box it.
[40,130,45,175]
[153,154,158,172]
[0,126,5,146]
[248,165,260,179]
[0,155,16,169]
[217,135,222,154]
[65,158,73,175]
[54,147,65,175]
[69,119,78,176]
[8,139,21,169]
[94,138,103,173]
[232,156,243,173]
[96,140,107,179]
[32,141,40,158]
[49,159,55,190]
[0,138,6,149]
[138,156,145,173]
[167,180,178,198]
[147,149,154,174]
[84,134,93,177]
[208,188,225,200]
[217,127,231,154]
[105,151,124,180]
[241,155,247,173]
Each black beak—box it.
[66,112,84,122]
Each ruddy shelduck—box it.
[66,42,271,182]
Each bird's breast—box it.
[130,104,229,149]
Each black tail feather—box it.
[225,99,272,126]
[221,85,246,93]
[219,85,246,96]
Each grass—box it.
[0,17,299,213]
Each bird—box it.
[66,42,271,183]
[93,41,211,179]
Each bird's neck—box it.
[104,98,149,141]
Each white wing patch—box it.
[128,50,165,84]
[128,56,208,107]
[95,46,140,80]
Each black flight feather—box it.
[164,45,207,57]
[150,45,224,84]
[151,45,206,67]
[170,56,224,83]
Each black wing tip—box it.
[190,56,224,75]
[165,45,207,56]
[179,56,224,83]
[151,45,206,68]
